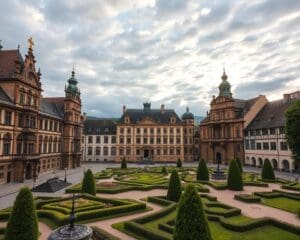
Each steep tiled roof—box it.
[120,109,182,124]
[246,99,293,130]
[84,119,117,134]
[0,87,14,106]
[0,49,23,79]
[234,96,259,114]
[40,98,65,119]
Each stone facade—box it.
[199,70,267,165]
[83,118,117,162]
[245,91,300,172]
[0,40,83,183]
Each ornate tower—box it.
[218,68,232,98]
[62,69,83,169]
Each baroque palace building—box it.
[82,103,198,163]
[0,39,83,183]
[199,69,267,165]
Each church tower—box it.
[218,68,232,98]
[62,69,83,169]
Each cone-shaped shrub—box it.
[174,184,212,240]
[197,159,209,181]
[261,159,275,180]
[121,157,127,169]
[235,157,243,173]
[177,158,182,168]
[81,169,96,195]
[167,170,182,202]
[161,166,168,175]
[5,187,38,240]
[227,159,243,191]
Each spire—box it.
[0,40,2,51]
[221,67,228,81]
[186,106,189,112]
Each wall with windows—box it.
[244,127,295,172]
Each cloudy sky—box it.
[0,0,299,117]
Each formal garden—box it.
[0,159,299,240]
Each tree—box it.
[174,184,212,240]
[261,159,275,180]
[285,99,300,164]
[161,166,168,175]
[121,157,127,169]
[197,159,209,181]
[177,158,182,168]
[167,170,182,202]
[81,169,96,195]
[227,159,243,191]
[235,157,243,173]
[5,187,38,240]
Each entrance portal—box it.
[144,149,150,160]
[6,172,11,183]
[25,163,32,180]
[216,152,222,165]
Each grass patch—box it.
[262,197,300,214]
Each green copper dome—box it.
[182,107,194,120]
[65,68,79,95]
[218,69,232,98]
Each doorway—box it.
[216,152,222,165]
[6,172,11,183]
[144,149,149,160]
[25,163,32,180]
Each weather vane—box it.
[28,37,34,49]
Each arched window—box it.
[3,133,12,155]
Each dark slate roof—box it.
[0,87,14,106]
[234,96,259,113]
[120,109,182,124]
[84,119,117,134]
[40,98,65,119]
[31,177,71,192]
[246,99,293,130]
[0,49,23,79]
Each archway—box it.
[282,160,290,172]
[272,159,278,170]
[25,163,32,180]
[258,158,263,167]
[251,157,256,167]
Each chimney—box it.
[160,104,165,114]
[123,105,126,114]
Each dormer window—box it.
[104,127,109,133]
[170,117,176,124]
[125,116,130,123]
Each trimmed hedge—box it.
[234,194,261,203]
[167,170,182,202]
[121,157,127,169]
[92,226,121,240]
[204,202,241,217]
[82,169,96,196]
[261,159,275,180]
[227,159,243,191]
[282,182,300,192]
[197,159,209,181]
[177,158,182,168]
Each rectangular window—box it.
[170,138,174,144]
[4,111,12,125]
[156,149,161,155]
[250,140,256,150]
[256,142,262,150]
[157,137,161,144]
[136,149,140,155]
[176,138,181,144]
[126,148,130,155]
[111,136,116,143]
[143,138,148,144]
[119,148,124,155]
[263,142,269,150]
[280,142,288,151]
[120,128,124,134]
[127,128,131,134]
[137,128,140,134]
[255,129,261,136]
[150,138,154,144]
[96,136,100,143]
[150,128,154,134]
[270,142,276,150]
[104,136,109,144]
[163,137,168,144]
[136,138,141,144]
[245,140,250,150]
[163,148,168,155]
[144,128,147,134]
[170,128,174,134]
[176,148,181,155]
[163,128,167,134]
[270,128,276,135]
[279,127,285,134]
[176,128,180,134]
[120,137,124,144]
[88,136,93,144]
[157,128,161,134]
[262,129,268,135]
[127,137,131,144]
[170,148,174,155]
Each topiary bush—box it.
[167,170,182,202]
[5,187,39,240]
[227,159,243,191]
[261,159,275,180]
[81,169,96,195]
[121,157,127,169]
[236,157,243,173]
[177,158,182,168]
[174,184,212,240]
[161,166,168,175]
[197,159,209,181]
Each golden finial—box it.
[28,37,34,49]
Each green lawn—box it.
[262,197,300,213]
